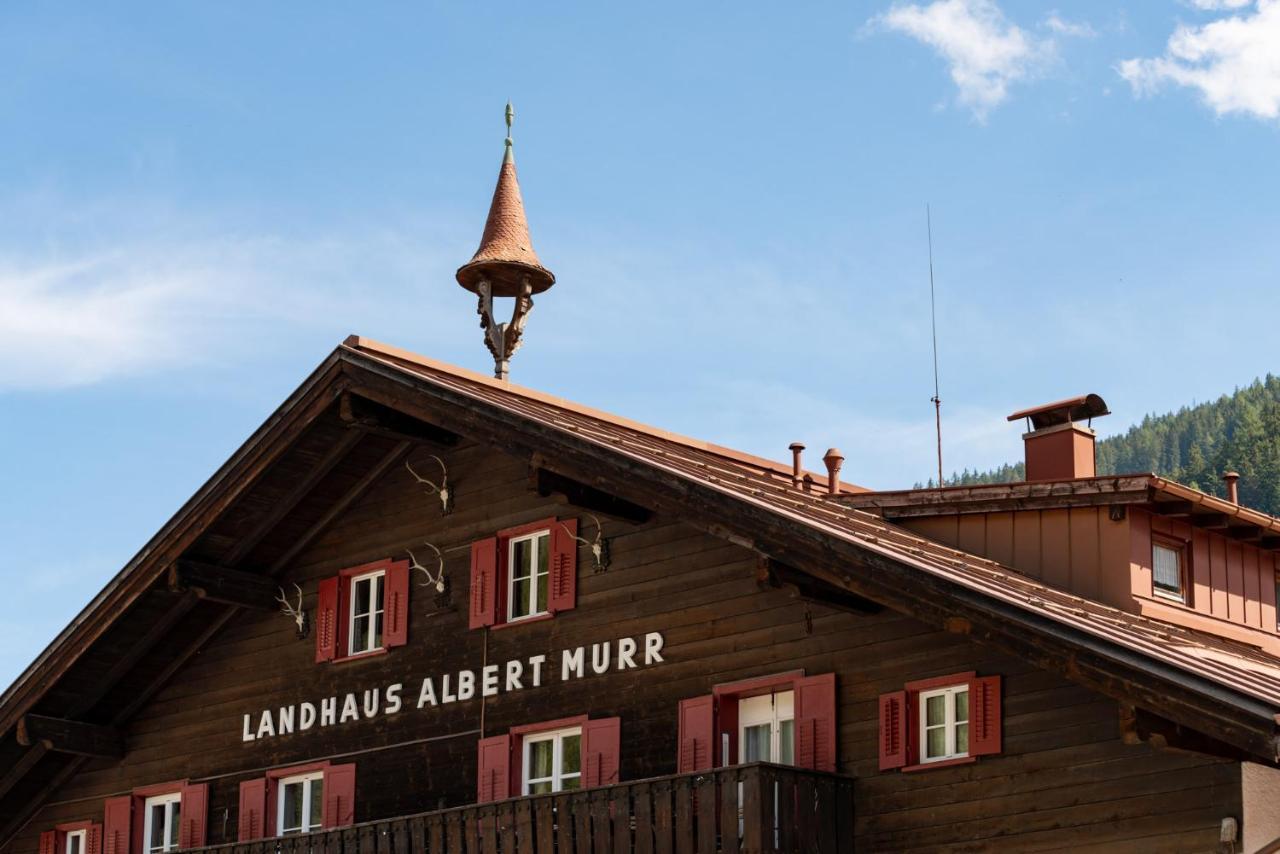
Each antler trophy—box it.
[561,514,611,573]
[407,542,448,594]
[276,583,309,638]
[406,457,452,515]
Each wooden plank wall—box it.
[8,442,1240,853]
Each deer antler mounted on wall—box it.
[406,456,452,515]
[407,542,448,594]
[562,514,610,572]
[276,583,308,638]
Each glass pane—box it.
[955,690,969,724]
[149,805,166,851]
[511,578,531,618]
[562,734,581,774]
[374,574,384,611]
[354,578,371,615]
[529,780,552,795]
[925,726,946,759]
[309,779,324,829]
[168,803,180,849]
[352,616,370,653]
[69,836,81,854]
[1154,545,1181,593]
[743,724,771,762]
[512,539,534,580]
[374,609,384,649]
[925,694,946,727]
[535,571,548,614]
[560,774,581,791]
[283,781,302,832]
[535,534,549,577]
[956,723,970,755]
[528,739,554,780]
[778,719,795,765]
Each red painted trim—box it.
[902,756,977,773]
[712,670,805,698]
[490,613,554,631]
[904,671,976,693]
[338,557,395,578]
[330,647,388,664]
[497,517,557,540]
[509,714,589,736]
[132,779,187,797]
[265,760,331,780]
[54,822,94,834]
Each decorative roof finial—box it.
[455,104,556,381]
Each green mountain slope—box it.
[923,376,1280,516]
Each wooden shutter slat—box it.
[548,518,578,614]
[969,675,1002,756]
[103,796,132,854]
[677,695,715,773]
[794,673,837,772]
[179,782,208,849]
[469,538,499,629]
[581,717,622,788]
[878,691,909,770]
[87,825,102,854]
[477,734,512,803]
[322,763,357,828]
[315,576,340,663]
[238,778,268,841]
[39,831,57,854]
[384,559,411,648]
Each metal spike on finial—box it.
[504,101,514,162]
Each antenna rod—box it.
[928,204,943,488]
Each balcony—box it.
[212,763,854,854]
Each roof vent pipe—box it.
[1223,471,1240,505]
[823,448,844,495]
[789,443,805,488]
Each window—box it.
[919,685,969,762]
[508,531,550,622]
[348,569,385,655]
[277,772,324,835]
[523,726,582,794]
[142,793,182,854]
[64,831,85,854]
[738,691,795,765]
[1152,539,1185,601]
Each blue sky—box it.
[2,0,1278,685]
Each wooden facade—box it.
[4,347,1279,852]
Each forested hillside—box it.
[924,376,1280,515]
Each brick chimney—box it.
[1008,394,1110,482]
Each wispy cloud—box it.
[868,0,1056,120]
[1118,0,1280,120]
[1043,12,1097,38]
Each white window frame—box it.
[348,569,386,656]
[737,690,795,765]
[142,792,182,854]
[1152,541,1185,602]
[276,771,325,835]
[919,684,970,763]
[64,830,86,854]
[522,725,582,795]
[506,530,551,623]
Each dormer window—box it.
[508,531,551,622]
[1152,537,1187,603]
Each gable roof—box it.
[3,336,1279,840]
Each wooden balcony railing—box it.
[205,763,854,854]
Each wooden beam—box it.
[765,559,883,615]
[339,393,459,447]
[1260,536,1280,551]
[167,560,277,610]
[1227,525,1263,542]
[1190,511,1230,530]
[531,465,653,524]
[16,715,124,759]
[1150,500,1196,517]
[1119,704,1255,764]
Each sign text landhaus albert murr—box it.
[241,632,665,742]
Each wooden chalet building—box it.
[4,118,1280,853]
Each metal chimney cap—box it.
[823,448,844,463]
[1007,394,1110,430]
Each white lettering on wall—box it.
[562,647,585,681]
[645,632,664,664]
[385,683,403,715]
[300,702,317,730]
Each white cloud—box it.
[1043,12,1097,38]
[1118,0,1280,120]
[871,0,1055,119]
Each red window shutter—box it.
[794,673,838,772]
[178,782,208,849]
[548,518,578,614]
[315,576,340,663]
[476,734,512,802]
[677,695,715,773]
[383,558,411,648]
[322,763,357,828]
[87,825,103,854]
[878,691,909,770]
[39,831,57,854]
[469,538,499,629]
[582,717,622,788]
[103,796,132,854]
[969,675,1002,756]
[237,778,268,841]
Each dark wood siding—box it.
[9,442,1241,852]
